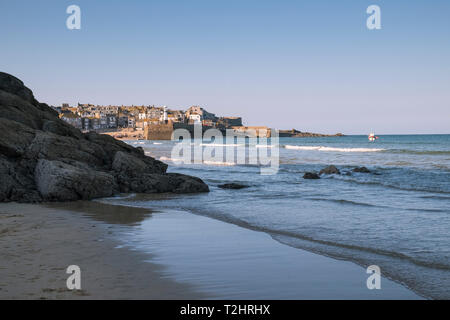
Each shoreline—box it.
[101,129,145,141]
[0,202,205,299]
[0,201,422,299]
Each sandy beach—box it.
[0,202,204,299]
[102,129,145,141]
[0,201,421,299]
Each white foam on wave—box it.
[190,143,276,148]
[283,145,385,152]
[202,160,236,166]
[159,156,236,166]
[159,156,181,162]
[254,144,277,148]
[199,143,244,147]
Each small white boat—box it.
[368,133,378,142]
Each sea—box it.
[108,134,450,299]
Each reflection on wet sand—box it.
[44,200,153,226]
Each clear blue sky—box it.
[1,0,449,134]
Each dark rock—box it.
[85,132,139,157]
[0,72,209,202]
[0,155,42,203]
[218,183,249,189]
[0,72,35,104]
[319,165,340,175]
[116,173,209,194]
[25,131,108,170]
[352,166,371,173]
[135,147,145,155]
[112,151,167,177]
[303,172,320,179]
[34,159,117,201]
[0,118,36,157]
[42,120,82,139]
[0,89,54,130]
[166,173,210,193]
[279,129,345,137]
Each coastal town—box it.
[55,103,272,140]
[55,103,343,140]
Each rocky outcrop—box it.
[352,166,371,173]
[109,151,208,193]
[34,159,118,201]
[0,72,209,202]
[303,172,320,179]
[218,183,250,190]
[319,165,340,175]
[292,132,344,138]
[279,129,344,138]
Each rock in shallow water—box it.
[0,72,209,202]
[319,165,340,175]
[218,183,250,189]
[352,166,371,173]
[303,172,320,179]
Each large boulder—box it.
[112,151,169,192]
[112,151,167,177]
[166,173,210,193]
[85,132,142,158]
[116,172,209,194]
[34,159,117,201]
[25,131,108,169]
[0,72,209,202]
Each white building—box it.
[189,114,202,124]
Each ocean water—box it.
[113,135,450,299]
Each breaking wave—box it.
[199,143,244,147]
[282,145,385,152]
[159,156,236,166]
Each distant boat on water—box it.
[368,133,379,142]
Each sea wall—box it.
[145,122,217,140]
[145,122,174,140]
[230,126,272,138]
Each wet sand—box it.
[109,208,423,299]
[0,201,422,299]
[0,202,204,299]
